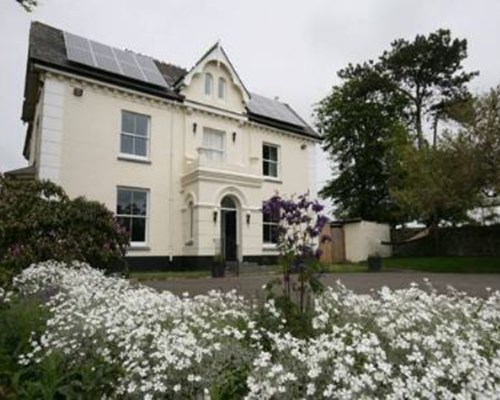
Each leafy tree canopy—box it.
[392,86,500,226]
[381,29,478,147]
[317,62,410,224]
[390,143,482,226]
[317,28,477,224]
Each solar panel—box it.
[119,61,145,81]
[95,54,121,74]
[65,46,95,67]
[113,48,136,64]
[90,41,114,57]
[247,93,306,127]
[63,31,168,88]
[135,54,167,87]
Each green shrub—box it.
[0,293,120,399]
[0,295,49,398]
[0,175,129,282]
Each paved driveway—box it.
[142,271,500,298]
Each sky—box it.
[1,0,500,194]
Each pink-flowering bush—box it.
[0,175,129,282]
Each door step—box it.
[225,261,240,276]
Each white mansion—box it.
[8,22,320,269]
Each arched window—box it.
[221,196,236,209]
[204,73,213,96]
[218,77,226,99]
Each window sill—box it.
[264,177,282,184]
[118,155,151,165]
[128,245,150,252]
[263,244,278,251]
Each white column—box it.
[39,78,65,183]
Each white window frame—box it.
[116,187,149,247]
[120,110,151,161]
[218,77,226,100]
[263,210,279,245]
[201,127,225,162]
[263,143,280,179]
[204,73,214,96]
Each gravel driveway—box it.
[142,271,500,298]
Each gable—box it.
[177,43,250,114]
[180,60,247,114]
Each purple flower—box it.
[312,201,324,213]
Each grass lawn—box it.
[129,270,210,281]
[320,263,368,273]
[381,256,500,273]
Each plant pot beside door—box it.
[211,253,225,278]
[367,255,382,272]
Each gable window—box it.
[263,209,279,244]
[202,128,225,162]
[204,73,213,96]
[116,187,149,245]
[120,111,150,159]
[218,77,226,99]
[263,144,279,178]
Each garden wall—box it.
[392,225,500,257]
[320,220,392,263]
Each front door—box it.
[220,196,237,261]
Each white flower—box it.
[10,261,500,399]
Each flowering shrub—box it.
[0,175,129,282]
[263,193,329,260]
[3,262,500,398]
[262,193,330,315]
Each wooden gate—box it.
[320,224,346,263]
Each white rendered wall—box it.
[36,72,317,260]
[344,221,392,262]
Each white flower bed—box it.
[8,262,500,399]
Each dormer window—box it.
[218,77,226,99]
[204,73,213,96]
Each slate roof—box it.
[25,22,319,139]
[28,22,184,100]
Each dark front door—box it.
[221,209,237,261]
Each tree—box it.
[453,86,500,196]
[0,175,129,282]
[391,86,500,227]
[317,29,477,224]
[391,144,482,227]
[381,29,478,148]
[316,62,410,224]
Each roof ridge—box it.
[27,21,319,140]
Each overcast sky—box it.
[2,0,500,193]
